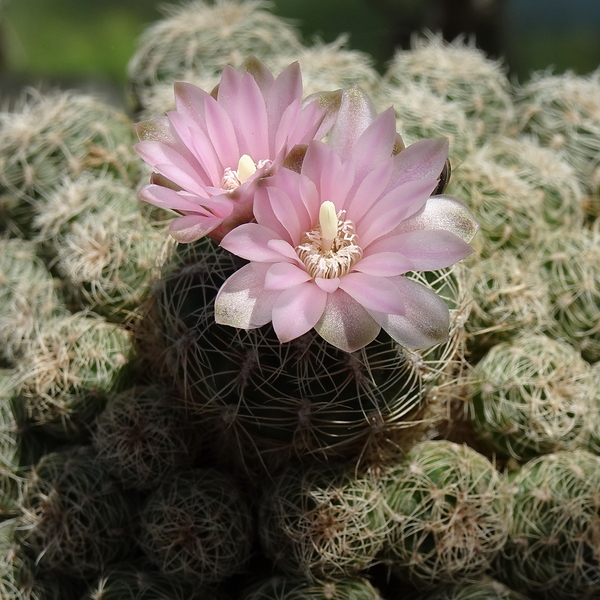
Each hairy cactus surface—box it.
[380,440,510,588]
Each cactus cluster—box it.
[1,1,600,600]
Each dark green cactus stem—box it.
[138,468,254,587]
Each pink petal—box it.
[169,214,224,243]
[338,272,405,315]
[314,289,381,352]
[139,184,214,212]
[357,179,439,248]
[382,229,474,271]
[350,108,398,181]
[173,82,209,129]
[266,238,301,263]
[265,262,311,290]
[367,276,450,349]
[344,158,393,221]
[302,89,343,141]
[272,282,328,343]
[327,85,378,161]
[238,56,275,95]
[220,223,288,263]
[203,95,240,170]
[267,62,302,151]
[352,252,414,277]
[268,186,305,243]
[386,138,449,190]
[315,277,340,293]
[215,263,279,329]
[391,194,480,243]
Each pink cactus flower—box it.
[134,58,332,243]
[214,89,479,352]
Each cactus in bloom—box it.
[497,450,600,599]
[0,90,142,236]
[138,468,254,587]
[15,311,133,439]
[17,446,136,579]
[468,334,594,460]
[127,0,303,117]
[258,464,387,580]
[241,576,385,600]
[537,228,600,363]
[380,440,510,588]
[92,384,196,491]
[0,237,63,364]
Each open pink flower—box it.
[134,58,332,243]
[214,90,479,352]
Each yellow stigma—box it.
[319,201,338,253]
[237,154,257,184]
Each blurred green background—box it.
[1,0,599,104]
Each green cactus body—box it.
[404,578,531,600]
[137,239,440,465]
[138,468,254,587]
[497,450,600,599]
[380,440,510,588]
[16,312,133,439]
[82,562,208,600]
[0,518,63,600]
[242,576,385,600]
[127,0,303,117]
[468,334,594,459]
[17,446,136,579]
[0,90,142,236]
[537,229,600,363]
[0,237,63,364]
[384,34,514,159]
[464,250,552,356]
[92,384,196,491]
[258,464,387,580]
[514,70,600,218]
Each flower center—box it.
[296,201,363,279]
[221,154,270,191]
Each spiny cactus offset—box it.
[258,464,387,581]
[127,0,303,117]
[17,446,136,579]
[0,90,142,236]
[467,334,594,460]
[15,311,133,439]
[404,579,531,600]
[380,440,511,588]
[497,450,600,599]
[0,237,63,364]
[241,576,385,600]
[138,468,255,587]
[92,384,196,491]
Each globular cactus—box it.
[127,0,303,117]
[138,468,255,587]
[467,334,594,460]
[241,576,385,600]
[0,237,63,364]
[537,228,600,363]
[82,561,207,600]
[497,450,600,599]
[380,440,510,588]
[92,384,196,491]
[137,238,438,467]
[15,311,133,439]
[258,464,387,580]
[513,69,600,218]
[0,90,142,236]
[404,578,531,600]
[17,446,136,579]
[464,250,552,356]
[383,34,514,159]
